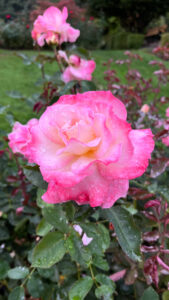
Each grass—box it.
[0,48,169,133]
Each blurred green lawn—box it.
[0,48,169,133]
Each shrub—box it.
[161,32,169,46]
[87,0,169,33]
[1,21,33,49]
[74,19,103,49]
[106,31,144,50]
[127,33,144,49]
[29,0,86,22]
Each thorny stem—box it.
[53,46,64,72]
[41,63,45,80]
[76,262,81,280]
[89,264,99,287]
[14,155,29,206]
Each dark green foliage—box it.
[87,0,169,33]
[161,32,169,46]
[74,20,103,49]
[127,33,144,49]
[105,30,144,50]
[1,21,33,49]
[0,0,34,20]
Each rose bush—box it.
[2,5,169,298]
[32,6,80,46]
[8,91,154,208]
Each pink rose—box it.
[166,107,169,118]
[31,6,80,46]
[140,104,150,114]
[16,207,24,215]
[23,91,154,208]
[8,119,38,162]
[58,51,96,83]
[162,136,169,146]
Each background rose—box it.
[13,91,153,208]
[8,119,38,162]
[58,51,96,82]
[31,6,80,46]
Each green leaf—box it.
[37,266,56,279]
[0,226,10,241]
[7,90,24,99]
[43,205,69,233]
[69,276,93,300]
[95,274,115,291]
[36,188,51,208]
[32,231,66,268]
[59,80,77,95]
[104,207,141,261]
[80,80,97,92]
[74,47,90,59]
[64,202,76,221]
[80,223,110,255]
[0,105,9,114]
[8,267,29,279]
[27,274,45,298]
[92,255,109,271]
[140,287,159,300]
[95,285,114,299]
[24,166,47,189]
[36,218,53,236]
[65,229,91,267]
[0,260,10,279]
[8,286,25,300]
[162,291,169,300]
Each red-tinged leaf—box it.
[7,176,18,183]
[142,211,157,222]
[109,223,114,231]
[161,213,169,223]
[0,150,5,156]
[150,157,169,178]
[155,129,169,140]
[160,249,169,254]
[12,188,20,196]
[141,245,159,253]
[144,200,161,209]
[144,256,159,287]
[33,102,44,113]
[149,60,159,65]
[164,231,169,238]
[139,193,156,200]
[142,231,159,242]
[157,256,169,271]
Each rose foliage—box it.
[0,5,169,300]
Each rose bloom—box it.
[166,107,169,118]
[162,136,169,146]
[58,50,96,83]
[140,104,150,114]
[8,91,154,208]
[31,6,80,47]
[8,119,38,162]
